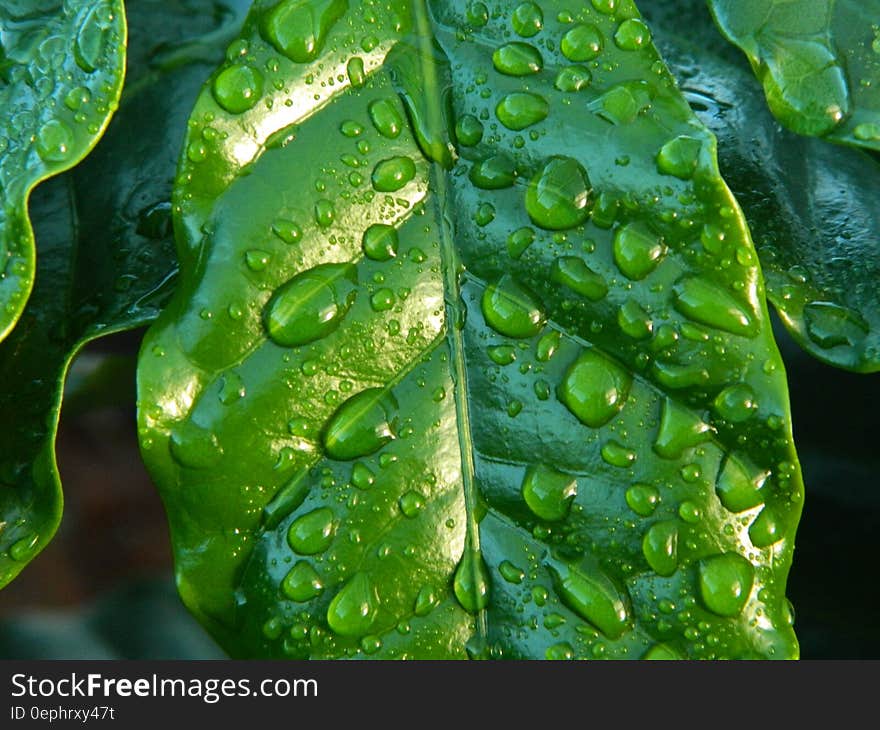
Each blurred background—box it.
[0,316,876,659]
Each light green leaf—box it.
[139,0,803,659]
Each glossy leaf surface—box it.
[139,0,803,659]
[645,0,880,372]
[0,0,126,343]
[707,0,880,150]
[0,0,248,588]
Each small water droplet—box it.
[496,92,549,130]
[212,65,264,114]
[74,4,112,73]
[493,42,543,76]
[399,490,425,517]
[559,349,631,427]
[481,276,546,338]
[287,507,336,555]
[455,115,484,146]
[561,24,603,62]
[749,506,783,548]
[488,345,517,365]
[713,384,758,423]
[499,560,525,584]
[625,484,659,517]
[372,157,417,192]
[351,462,375,490]
[282,561,324,601]
[414,585,439,616]
[347,56,365,87]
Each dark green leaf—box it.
[645,0,880,372]
[139,0,803,659]
[0,0,248,589]
[707,0,880,150]
[0,0,126,342]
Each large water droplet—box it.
[551,257,607,301]
[493,42,543,76]
[613,222,665,280]
[656,136,702,179]
[672,277,755,337]
[287,507,336,555]
[369,98,404,138]
[327,573,379,637]
[617,299,652,339]
[212,65,263,114]
[282,561,324,601]
[36,120,74,162]
[643,643,682,660]
[715,455,768,513]
[547,560,629,639]
[555,66,592,92]
[496,92,549,130]
[561,24,603,62]
[512,2,543,37]
[372,157,417,192]
[481,276,546,338]
[559,350,631,428]
[322,388,398,460]
[456,115,484,147]
[526,157,592,230]
[470,155,516,189]
[625,484,659,517]
[362,224,399,261]
[522,465,577,521]
[263,263,358,347]
[653,398,714,459]
[613,18,651,51]
[641,520,678,576]
[453,548,491,613]
[698,553,755,617]
[749,506,783,548]
[713,383,758,423]
[261,0,347,63]
[414,585,439,616]
[74,4,112,73]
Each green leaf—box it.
[139,0,803,659]
[0,0,248,589]
[0,1,127,343]
[707,0,880,150]
[645,0,880,373]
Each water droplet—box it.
[74,4,112,73]
[372,157,417,192]
[507,227,536,259]
[551,256,607,301]
[698,553,754,617]
[713,384,758,423]
[351,462,375,490]
[261,0,346,63]
[803,301,869,349]
[656,136,702,179]
[327,573,379,637]
[323,388,398,460]
[653,398,714,459]
[546,642,575,660]
[625,484,659,517]
[854,122,880,142]
[613,223,665,280]
[245,250,271,272]
[282,561,324,601]
[219,372,246,405]
[470,155,516,189]
[642,520,679,576]
[341,120,364,137]
[360,635,382,654]
[643,643,681,660]
[672,277,755,337]
[169,422,222,468]
[561,24,603,62]
[591,0,618,14]
[212,65,264,114]
[493,42,543,76]
[347,56,365,87]
[547,560,630,639]
[617,299,652,339]
[522,465,577,521]
[555,66,592,92]
[512,2,544,37]
[263,263,358,347]
[456,115,484,146]
[362,224,399,261]
[601,440,636,467]
[466,1,489,27]
[749,506,783,547]
[454,548,491,612]
[36,120,73,162]
[613,18,651,51]
[488,345,517,365]
[526,157,592,230]
[496,92,549,130]
[371,288,396,312]
[414,585,439,616]
[559,349,631,427]
[474,202,496,226]
[287,507,335,555]
[9,533,39,562]
[272,219,302,244]
[536,330,560,361]
[499,560,525,584]
[399,490,425,518]
[481,275,546,338]
[369,99,404,138]
[64,86,91,111]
